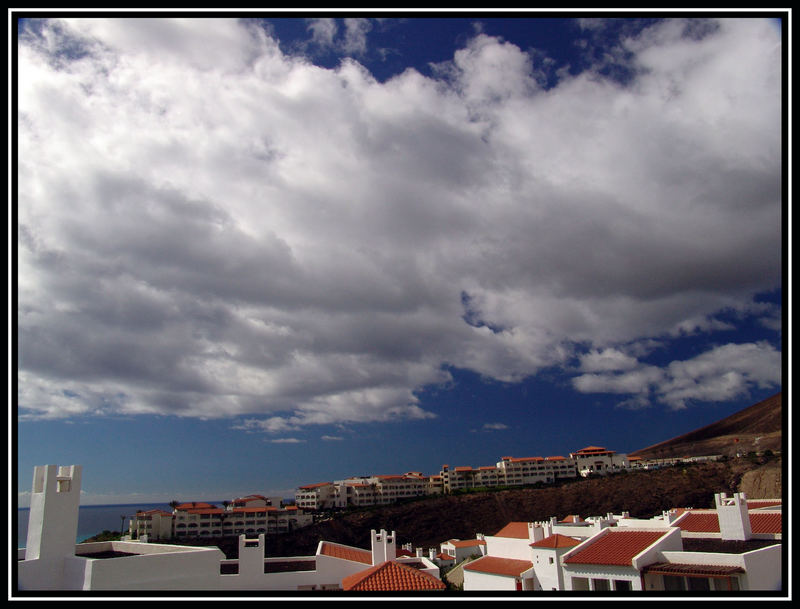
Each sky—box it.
[13,12,787,507]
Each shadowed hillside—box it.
[182,457,780,559]
[629,392,782,460]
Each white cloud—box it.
[572,341,782,410]
[17,18,782,428]
[481,422,510,431]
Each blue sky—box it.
[14,13,786,506]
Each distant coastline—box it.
[17,502,175,548]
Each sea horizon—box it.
[16,501,185,548]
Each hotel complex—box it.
[15,464,782,593]
[129,496,313,541]
[296,445,633,509]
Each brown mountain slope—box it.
[629,392,782,460]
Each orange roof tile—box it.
[493,522,530,539]
[560,515,582,523]
[747,500,782,509]
[564,530,668,566]
[175,502,216,510]
[463,556,533,577]
[675,510,781,535]
[318,541,373,565]
[675,511,720,533]
[530,534,582,549]
[185,508,225,515]
[298,482,333,490]
[342,561,446,591]
[750,512,782,534]
[545,456,567,460]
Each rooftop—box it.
[463,556,533,577]
[564,530,668,567]
[530,534,582,549]
[492,522,530,539]
[674,510,782,535]
[318,541,372,565]
[341,560,446,591]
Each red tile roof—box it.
[750,512,782,534]
[185,508,225,515]
[463,556,533,576]
[342,561,446,591]
[175,502,216,510]
[298,482,332,490]
[560,515,582,523]
[493,522,530,539]
[675,511,782,535]
[747,500,782,509]
[318,541,373,565]
[530,534,582,549]
[564,530,668,566]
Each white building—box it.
[462,491,782,593]
[129,496,312,541]
[295,472,443,510]
[570,446,630,477]
[16,464,442,592]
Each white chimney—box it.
[715,492,752,541]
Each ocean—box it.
[16,502,176,548]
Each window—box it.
[592,579,610,591]
[687,577,711,592]
[614,580,631,591]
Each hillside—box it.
[187,456,779,559]
[629,392,782,460]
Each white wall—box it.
[483,536,532,561]
[740,544,783,591]
[463,570,525,592]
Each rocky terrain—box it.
[629,392,782,460]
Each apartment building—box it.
[129,497,312,541]
[461,491,782,592]
[569,446,630,477]
[441,454,579,493]
[295,472,443,510]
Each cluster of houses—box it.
[295,445,640,510]
[15,464,782,593]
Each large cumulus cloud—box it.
[17,17,782,427]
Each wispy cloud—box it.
[481,422,510,431]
